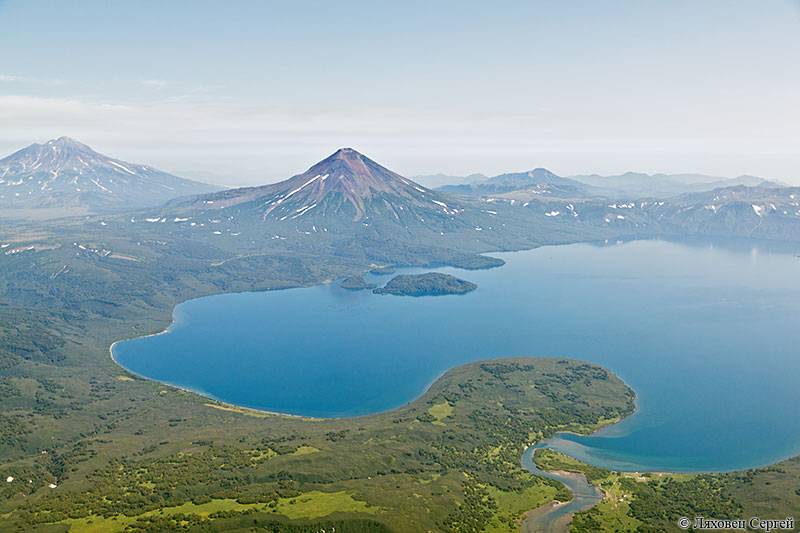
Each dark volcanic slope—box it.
[175,148,467,227]
[0,137,220,211]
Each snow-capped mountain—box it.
[174,148,467,229]
[0,137,220,211]
[652,185,800,240]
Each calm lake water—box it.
[113,238,800,472]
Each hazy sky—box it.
[1,0,799,185]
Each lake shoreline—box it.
[109,238,800,474]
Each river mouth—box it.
[113,237,800,472]
[520,445,603,532]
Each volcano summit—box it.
[175,148,464,225]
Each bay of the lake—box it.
[113,238,800,472]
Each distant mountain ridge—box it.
[570,171,784,198]
[412,173,487,189]
[10,141,798,247]
[164,151,800,248]
[0,137,220,211]
[430,166,785,200]
[438,168,601,198]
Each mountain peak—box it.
[46,136,92,151]
[527,167,558,177]
[319,147,369,169]
[0,138,218,210]
[52,135,80,144]
[304,148,394,186]
[332,147,359,157]
[181,149,463,223]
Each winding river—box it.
[520,445,603,532]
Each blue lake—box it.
[113,238,800,472]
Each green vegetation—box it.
[443,255,505,270]
[65,513,392,533]
[60,498,266,532]
[0,355,634,532]
[484,481,557,532]
[2,211,799,531]
[340,274,377,290]
[534,448,611,482]
[272,490,380,519]
[427,401,454,426]
[531,449,800,533]
[0,207,623,531]
[290,445,321,456]
[374,272,477,296]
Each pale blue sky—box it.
[1,0,799,184]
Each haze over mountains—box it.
[438,168,602,198]
[434,168,784,199]
[570,171,784,198]
[412,173,487,189]
[0,137,220,212]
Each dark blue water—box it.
[113,238,800,472]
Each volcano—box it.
[0,137,220,211]
[176,148,465,226]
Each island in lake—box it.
[373,272,477,296]
[339,274,377,290]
